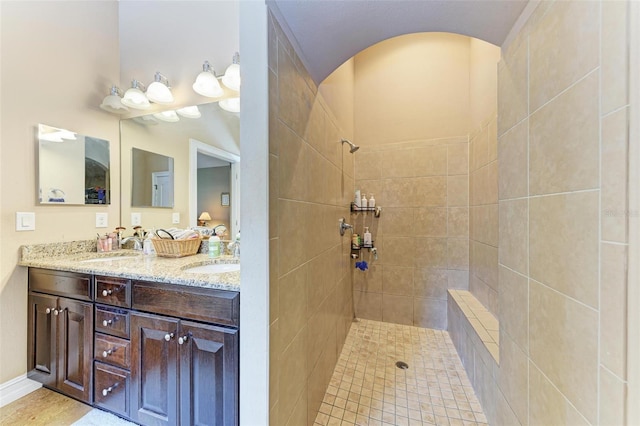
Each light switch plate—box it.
[172,212,180,224]
[95,212,108,228]
[16,212,35,231]
[131,212,142,226]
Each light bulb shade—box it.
[122,86,150,110]
[221,63,240,91]
[199,212,212,221]
[219,97,240,113]
[146,81,174,104]
[153,110,180,123]
[176,105,201,119]
[100,94,129,114]
[193,71,224,98]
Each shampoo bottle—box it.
[369,194,376,208]
[361,193,368,209]
[363,227,372,246]
[355,189,361,208]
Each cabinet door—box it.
[27,293,58,387]
[130,312,179,426]
[179,321,238,426]
[57,298,93,402]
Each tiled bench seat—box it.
[448,290,503,425]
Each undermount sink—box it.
[80,254,140,263]
[184,263,240,274]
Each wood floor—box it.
[0,387,92,425]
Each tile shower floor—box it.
[314,319,488,426]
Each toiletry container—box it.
[209,236,221,258]
[352,234,360,249]
[369,194,376,208]
[355,189,361,208]
[363,227,372,246]
[143,233,155,255]
[361,193,368,209]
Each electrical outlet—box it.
[16,212,36,231]
[131,212,142,226]
[172,212,180,224]
[96,212,108,228]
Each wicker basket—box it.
[152,237,201,258]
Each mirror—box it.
[131,148,174,208]
[120,102,240,235]
[38,124,111,205]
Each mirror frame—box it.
[189,138,240,238]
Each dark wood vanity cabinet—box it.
[27,270,93,403]
[27,269,239,425]
[130,312,239,426]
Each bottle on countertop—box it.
[363,227,372,246]
[143,231,155,255]
[361,193,368,209]
[369,194,376,208]
[209,236,221,258]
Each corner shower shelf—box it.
[350,202,382,217]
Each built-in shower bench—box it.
[447,290,500,422]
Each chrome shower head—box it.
[341,139,359,153]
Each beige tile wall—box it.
[268,12,355,426]
[354,137,469,329]
[469,116,499,315]
[492,0,631,424]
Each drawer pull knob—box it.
[101,383,118,397]
[102,348,116,357]
[102,319,115,327]
[164,333,174,342]
[45,307,53,314]
[178,335,189,345]
[53,308,60,316]
[102,289,113,297]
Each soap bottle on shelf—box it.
[369,194,376,208]
[354,189,361,208]
[363,227,372,246]
[361,193,368,209]
[351,233,360,249]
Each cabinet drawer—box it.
[95,276,131,308]
[94,362,129,418]
[95,305,130,339]
[95,333,130,369]
[133,281,239,327]
[29,268,91,301]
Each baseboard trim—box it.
[0,374,42,407]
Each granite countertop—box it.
[18,241,240,292]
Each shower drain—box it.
[395,361,409,370]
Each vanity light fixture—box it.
[152,110,180,123]
[193,61,224,98]
[146,72,174,104]
[122,80,151,110]
[221,52,241,91]
[176,105,201,119]
[100,86,129,114]
[219,97,240,113]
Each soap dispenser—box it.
[369,194,376,208]
[363,227,372,246]
[361,193,368,209]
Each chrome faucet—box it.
[121,236,143,251]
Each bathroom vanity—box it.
[21,247,240,426]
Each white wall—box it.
[0,1,121,383]
[355,32,471,145]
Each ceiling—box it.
[268,0,529,85]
